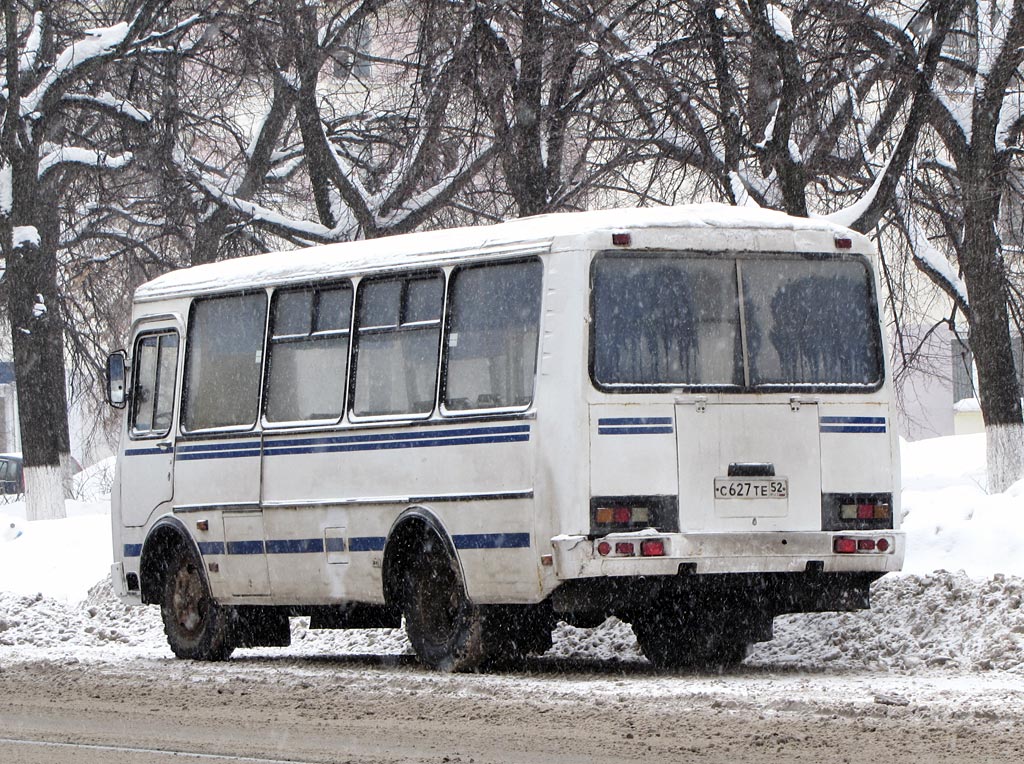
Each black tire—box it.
[160,544,235,661]
[400,530,488,672]
[632,610,749,671]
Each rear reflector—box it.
[877,538,891,552]
[597,541,612,556]
[640,539,666,557]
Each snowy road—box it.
[1,651,1023,764]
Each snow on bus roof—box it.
[135,204,864,302]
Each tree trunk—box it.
[7,163,71,520]
[960,155,1024,493]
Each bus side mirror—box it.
[106,351,127,409]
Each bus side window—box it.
[443,260,543,412]
[182,293,267,431]
[265,284,352,424]
[352,273,443,417]
[131,332,179,437]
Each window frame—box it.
[180,290,269,435]
[129,329,180,440]
[348,269,446,423]
[439,257,545,418]
[262,280,354,429]
[589,249,885,395]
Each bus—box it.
[106,204,903,671]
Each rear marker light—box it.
[640,539,666,557]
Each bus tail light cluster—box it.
[839,501,891,521]
[596,538,668,557]
[590,496,678,535]
[834,536,893,554]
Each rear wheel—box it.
[400,530,488,672]
[631,607,750,671]
[160,545,235,661]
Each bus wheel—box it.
[160,545,235,661]
[401,532,487,672]
[631,613,749,671]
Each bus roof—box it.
[135,203,870,302]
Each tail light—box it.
[834,536,894,555]
[640,539,666,557]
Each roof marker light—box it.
[835,237,853,249]
[612,232,631,246]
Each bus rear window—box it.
[591,253,882,391]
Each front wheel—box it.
[160,545,235,661]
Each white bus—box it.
[106,204,903,671]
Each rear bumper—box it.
[551,530,904,580]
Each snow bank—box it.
[0,501,111,603]
[899,433,1024,577]
[2,572,1023,675]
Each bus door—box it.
[173,292,270,596]
[121,320,182,528]
[675,400,822,533]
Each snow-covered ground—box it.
[1,434,1023,673]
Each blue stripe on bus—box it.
[176,444,261,461]
[597,417,673,426]
[124,533,528,559]
[124,447,168,457]
[597,417,673,435]
[348,536,386,552]
[453,533,531,550]
[819,416,886,425]
[265,538,324,554]
[139,425,532,462]
[226,540,265,555]
[598,426,674,435]
[820,416,886,434]
[820,425,887,433]
[198,541,226,555]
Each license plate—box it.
[714,477,789,499]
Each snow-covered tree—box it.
[899,0,1024,491]
[170,0,496,254]
[1,1,203,519]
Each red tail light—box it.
[597,541,611,556]
[640,539,666,557]
[834,537,857,554]
[615,542,635,556]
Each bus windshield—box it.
[591,252,882,391]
